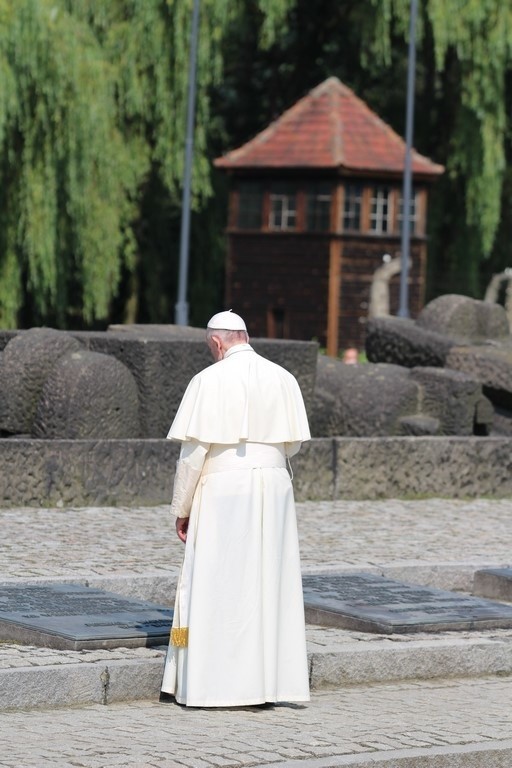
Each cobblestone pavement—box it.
[1,498,511,581]
[1,499,512,767]
[0,677,511,768]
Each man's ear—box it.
[213,335,222,351]
[210,334,224,360]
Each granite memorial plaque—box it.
[302,572,512,633]
[0,583,173,650]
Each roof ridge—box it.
[215,82,320,166]
[328,83,344,166]
[339,81,441,168]
[215,76,444,176]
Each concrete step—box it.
[474,567,512,601]
[267,742,512,767]
[2,565,512,712]
[2,627,512,712]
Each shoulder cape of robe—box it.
[167,346,311,444]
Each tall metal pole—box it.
[398,0,418,319]
[175,0,200,326]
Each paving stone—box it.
[0,681,512,767]
[0,497,512,767]
[473,568,512,601]
[1,499,511,586]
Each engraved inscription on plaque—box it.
[302,572,512,633]
[0,583,173,650]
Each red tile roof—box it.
[215,77,444,178]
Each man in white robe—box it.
[160,310,311,708]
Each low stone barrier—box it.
[0,436,510,507]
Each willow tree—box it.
[0,0,293,328]
[362,0,512,296]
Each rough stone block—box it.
[365,316,455,368]
[417,294,510,341]
[447,344,512,410]
[105,658,164,704]
[73,328,318,437]
[311,355,420,437]
[473,568,512,602]
[290,438,334,500]
[32,350,141,439]
[250,339,318,415]
[309,637,512,688]
[1,436,512,506]
[475,395,495,434]
[0,439,179,508]
[491,406,512,436]
[73,331,211,438]
[410,366,483,435]
[334,436,512,499]
[0,328,82,434]
[0,665,104,710]
[108,325,319,410]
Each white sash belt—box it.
[203,442,286,475]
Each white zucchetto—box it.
[207,309,247,331]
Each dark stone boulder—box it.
[409,366,487,436]
[0,328,82,435]
[312,356,490,437]
[491,407,512,436]
[73,331,211,438]
[417,294,509,341]
[365,295,512,435]
[366,316,455,368]
[446,344,512,412]
[32,350,141,439]
[0,331,16,352]
[74,327,318,437]
[250,339,318,416]
[311,356,420,437]
[446,341,512,435]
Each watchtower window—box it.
[269,185,297,231]
[237,182,263,229]
[369,186,393,234]
[397,191,419,235]
[306,184,331,231]
[343,184,363,231]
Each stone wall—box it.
[0,436,510,507]
[0,327,318,439]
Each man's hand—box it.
[176,517,189,543]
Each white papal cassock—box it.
[160,343,311,707]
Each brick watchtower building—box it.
[215,77,443,355]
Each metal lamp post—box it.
[175,0,200,326]
[398,0,418,319]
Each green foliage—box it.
[0,0,130,325]
[366,0,512,259]
[2,0,512,328]
[0,0,291,328]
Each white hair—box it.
[206,328,249,345]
